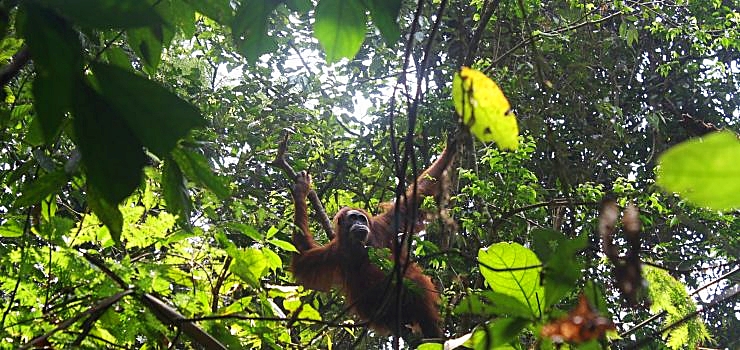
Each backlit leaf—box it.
[366,0,401,45]
[478,242,543,317]
[314,0,366,63]
[657,131,740,211]
[231,0,279,63]
[72,82,147,205]
[16,170,68,207]
[91,62,206,157]
[453,67,519,150]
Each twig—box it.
[270,131,334,239]
[211,257,232,312]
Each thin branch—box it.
[270,131,334,239]
[0,46,30,87]
[181,314,366,329]
[211,257,233,313]
[465,0,501,66]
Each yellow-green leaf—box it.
[656,131,740,211]
[452,67,519,150]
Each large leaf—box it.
[478,242,544,317]
[366,0,401,45]
[127,26,165,72]
[183,0,233,24]
[19,3,82,143]
[91,62,206,157]
[36,0,162,29]
[16,170,68,207]
[468,318,529,350]
[532,229,587,308]
[87,185,124,244]
[657,131,740,211]
[162,156,192,228]
[452,67,519,150]
[231,0,279,63]
[228,246,268,288]
[171,147,230,199]
[72,82,147,205]
[314,0,366,63]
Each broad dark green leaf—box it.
[87,185,124,244]
[657,131,740,211]
[231,1,279,63]
[72,82,147,205]
[16,170,68,207]
[479,242,543,317]
[228,222,262,242]
[532,229,587,308]
[0,219,23,238]
[103,46,134,70]
[127,26,165,72]
[91,62,206,157]
[171,147,230,199]
[158,0,196,38]
[32,77,70,143]
[227,246,267,288]
[482,291,538,319]
[366,0,401,45]
[314,0,366,63]
[163,157,192,228]
[36,0,162,29]
[268,238,298,253]
[19,3,82,143]
[183,0,233,24]
[469,318,529,350]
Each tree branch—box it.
[270,131,334,240]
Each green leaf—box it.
[19,3,82,143]
[162,157,192,227]
[533,229,587,308]
[87,186,124,244]
[314,0,366,63]
[479,242,544,317]
[183,0,233,24]
[36,0,162,29]
[91,62,206,157]
[227,222,262,241]
[228,247,268,288]
[657,131,740,211]
[452,67,519,149]
[481,291,537,319]
[268,238,299,252]
[72,82,147,205]
[231,0,279,63]
[127,26,165,72]
[469,318,529,349]
[366,0,401,45]
[16,171,68,207]
[171,147,230,199]
[102,47,134,70]
[644,265,711,349]
[32,76,71,144]
[0,219,23,238]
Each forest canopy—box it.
[0,0,738,349]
